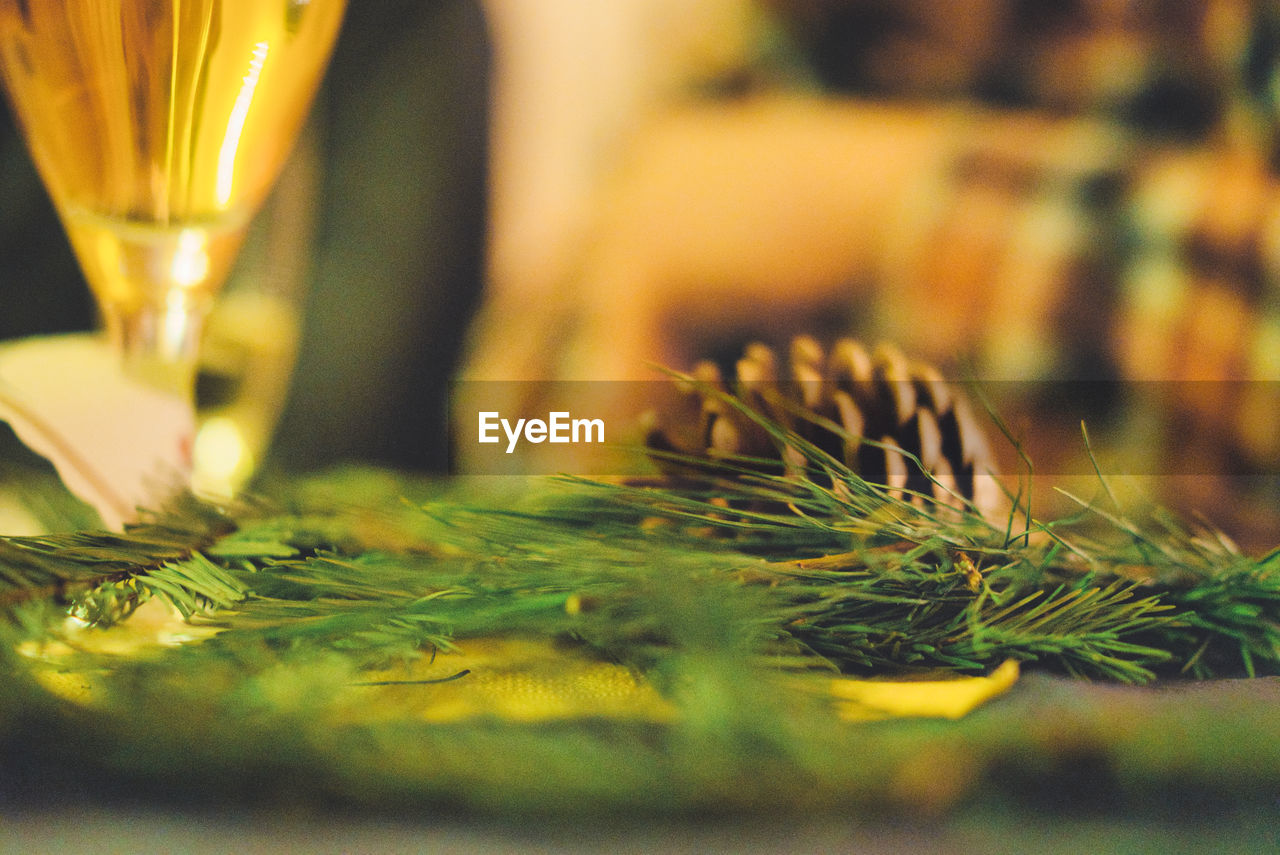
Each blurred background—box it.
[2,0,1279,546]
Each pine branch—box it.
[0,495,240,621]
[1,381,1278,820]
[1,377,1277,687]
[567,376,1280,681]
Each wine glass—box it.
[0,0,346,399]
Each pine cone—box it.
[646,336,1000,516]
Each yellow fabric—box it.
[19,599,1018,724]
[829,660,1020,721]
[346,638,678,724]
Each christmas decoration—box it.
[644,336,1000,516]
[2,346,1279,819]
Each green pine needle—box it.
[1,386,1277,688]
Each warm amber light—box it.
[192,415,253,499]
[169,228,210,290]
[216,41,271,207]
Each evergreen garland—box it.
[1,382,1279,816]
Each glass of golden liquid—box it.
[0,2,345,446]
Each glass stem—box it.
[104,298,209,400]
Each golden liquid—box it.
[0,0,344,317]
